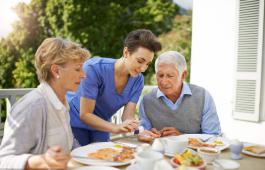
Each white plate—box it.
[75,166,120,170]
[242,143,265,158]
[165,148,197,157]
[164,152,175,157]
[207,136,230,151]
[126,163,141,170]
[164,134,229,151]
[71,142,134,166]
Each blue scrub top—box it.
[67,57,144,130]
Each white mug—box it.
[162,136,188,155]
[135,150,163,170]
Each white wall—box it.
[191,0,265,145]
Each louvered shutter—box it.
[233,0,264,121]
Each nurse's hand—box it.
[113,119,139,134]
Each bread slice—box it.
[244,145,265,154]
[88,146,134,162]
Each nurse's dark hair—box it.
[123,29,161,54]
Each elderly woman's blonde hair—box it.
[155,51,187,76]
[35,37,90,82]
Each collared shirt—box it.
[38,83,73,151]
[139,83,221,135]
[0,83,76,169]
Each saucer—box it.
[213,159,240,170]
[164,152,175,157]
[75,166,119,170]
[126,163,141,170]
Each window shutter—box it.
[233,0,264,121]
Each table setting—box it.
[68,134,265,170]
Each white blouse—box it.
[37,83,73,152]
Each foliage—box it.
[147,14,192,84]
[0,0,47,88]
[13,49,38,88]
[0,39,18,88]
[0,0,178,88]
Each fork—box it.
[201,135,217,142]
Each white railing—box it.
[0,86,156,140]
[0,88,34,139]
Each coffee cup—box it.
[162,136,188,155]
[151,138,164,153]
[135,150,163,170]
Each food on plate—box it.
[172,149,204,167]
[199,148,218,154]
[137,133,154,143]
[212,140,224,146]
[244,145,265,154]
[89,148,119,160]
[88,146,134,162]
[188,138,215,148]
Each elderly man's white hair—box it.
[155,51,187,75]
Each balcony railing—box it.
[0,86,155,141]
[0,88,34,139]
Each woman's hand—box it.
[113,119,139,134]
[160,127,182,137]
[26,146,70,170]
[43,146,70,169]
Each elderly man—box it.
[138,51,221,141]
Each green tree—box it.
[13,49,38,88]
[44,0,178,83]
[0,39,18,88]
[157,14,192,83]
[0,0,178,88]
[0,0,47,88]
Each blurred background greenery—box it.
[0,0,192,88]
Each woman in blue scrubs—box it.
[67,29,161,145]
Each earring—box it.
[56,75,60,79]
[122,56,126,63]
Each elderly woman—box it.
[138,51,221,142]
[0,38,90,169]
[67,29,161,145]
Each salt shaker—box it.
[229,139,243,160]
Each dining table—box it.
[68,135,265,170]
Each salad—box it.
[173,149,204,167]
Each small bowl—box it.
[198,147,221,163]
[170,157,206,170]
[213,159,240,170]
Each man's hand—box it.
[150,128,161,136]
[137,130,160,143]
[160,127,182,137]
